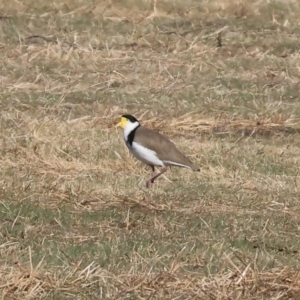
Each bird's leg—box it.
[146,166,156,188]
[146,166,168,188]
[149,165,156,177]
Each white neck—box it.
[124,121,140,141]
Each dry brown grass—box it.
[1,0,300,299]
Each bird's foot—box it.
[146,180,154,188]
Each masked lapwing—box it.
[116,114,200,188]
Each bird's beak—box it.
[116,117,126,128]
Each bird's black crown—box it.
[122,114,138,123]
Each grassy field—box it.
[1,0,300,298]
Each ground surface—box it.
[1,0,300,299]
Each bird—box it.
[116,114,200,188]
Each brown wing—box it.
[134,126,199,171]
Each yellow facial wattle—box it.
[116,117,128,128]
